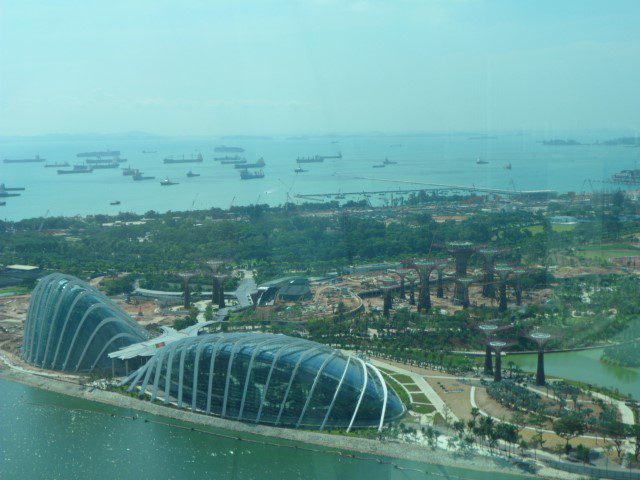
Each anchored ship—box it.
[122,167,140,176]
[240,169,264,180]
[383,158,397,165]
[45,162,70,168]
[57,165,93,174]
[476,158,489,165]
[221,157,247,165]
[214,145,244,153]
[186,171,200,177]
[160,177,179,186]
[294,167,308,173]
[234,158,265,169]
[296,156,324,164]
[91,162,119,169]
[163,153,203,164]
[4,154,45,163]
[132,173,155,181]
[77,150,120,158]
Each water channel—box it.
[0,378,534,480]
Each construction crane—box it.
[38,210,50,233]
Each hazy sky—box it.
[1,0,639,136]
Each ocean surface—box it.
[0,378,534,480]
[1,133,639,221]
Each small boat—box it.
[294,167,307,173]
[383,158,397,165]
[504,162,512,170]
[0,201,5,206]
[160,177,179,186]
[186,171,200,177]
[58,165,93,174]
[239,169,264,180]
[110,200,121,205]
[45,162,70,168]
[133,174,155,181]
[476,158,489,165]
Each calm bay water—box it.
[0,378,534,480]
[509,348,640,399]
[1,133,639,221]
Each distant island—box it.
[598,136,640,147]
[540,139,582,146]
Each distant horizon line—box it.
[1,128,639,142]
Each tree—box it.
[575,444,591,465]
[553,415,585,448]
[204,303,214,321]
[604,420,627,459]
[629,424,640,462]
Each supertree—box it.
[478,248,499,298]
[494,265,512,313]
[413,260,437,312]
[206,260,226,304]
[478,324,500,375]
[178,272,198,309]
[527,332,553,386]
[435,260,448,298]
[512,268,526,306]
[395,268,413,299]
[488,340,511,382]
[381,285,394,318]
[214,273,229,309]
[454,277,474,309]
[447,241,475,276]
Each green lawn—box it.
[411,404,435,414]
[410,393,430,404]
[525,223,576,234]
[0,286,29,295]
[389,373,415,384]
[578,247,640,260]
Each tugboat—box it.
[58,165,93,174]
[186,170,200,177]
[45,162,70,168]
[160,177,179,186]
[239,169,264,180]
[110,200,121,205]
[132,173,155,181]
[383,157,397,165]
[294,167,308,173]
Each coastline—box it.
[0,363,540,479]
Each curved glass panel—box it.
[22,273,148,374]
[124,332,405,430]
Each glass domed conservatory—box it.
[22,273,148,374]
[22,273,405,431]
[122,333,405,431]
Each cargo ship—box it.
[160,177,179,186]
[221,157,247,165]
[91,162,119,169]
[122,167,140,176]
[163,153,203,164]
[240,169,264,180]
[0,184,21,197]
[4,154,45,163]
[215,145,244,153]
[215,155,242,162]
[133,173,155,181]
[296,156,324,164]
[57,165,93,174]
[233,158,264,168]
[45,162,70,168]
[86,157,126,164]
[77,150,120,158]
[0,183,26,191]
